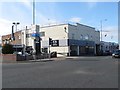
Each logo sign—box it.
[31,33,40,37]
[52,40,59,46]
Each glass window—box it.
[40,32,45,37]
[26,34,31,38]
[42,48,48,53]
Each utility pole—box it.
[100,19,107,54]
[118,1,120,50]
[100,20,102,42]
[49,38,52,60]
[33,0,35,25]
[100,19,107,42]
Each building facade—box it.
[2,31,22,45]
[101,41,119,54]
[40,23,100,56]
[21,25,40,54]
[2,31,25,53]
[2,23,101,56]
[2,25,40,54]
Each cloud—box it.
[69,17,82,23]
[47,19,62,25]
[21,0,32,9]
[0,3,2,17]
[87,2,97,9]
[0,1,58,36]
[20,1,50,25]
[0,1,59,37]
[22,2,59,26]
[102,26,118,43]
[0,17,31,36]
[0,18,12,35]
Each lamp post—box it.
[13,22,20,32]
[100,19,107,54]
[33,0,35,25]
[100,19,107,42]
[12,22,20,53]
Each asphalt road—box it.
[2,56,119,88]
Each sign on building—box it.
[52,40,59,46]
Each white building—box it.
[40,23,100,56]
[3,23,119,56]
[21,25,40,54]
[2,23,100,56]
[101,41,119,54]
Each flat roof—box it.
[76,23,95,29]
[40,23,95,29]
[40,23,68,28]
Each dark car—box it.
[51,52,57,58]
[112,50,120,58]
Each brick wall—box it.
[2,54,27,62]
[2,54,17,63]
[2,31,22,45]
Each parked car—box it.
[112,50,120,58]
[13,52,22,55]
[13,52,31,56]
[22,52,31,56]
[51,52,57,58]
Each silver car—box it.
[112,50,120,58]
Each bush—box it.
[2,44,14,54]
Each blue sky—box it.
[0,1,118,43]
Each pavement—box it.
[1,55,75,63]
[1,57,66,63]
[1,56,113,63]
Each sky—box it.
[0,0,119,43]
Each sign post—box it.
[49,38,52,60]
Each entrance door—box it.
[79,46,86,55]
[96,44,100,55]
[70,45,77,56]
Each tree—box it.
[2,44,14,54]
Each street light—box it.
[100,19,107,55]
[100,19,107,42]
[12,22,20,32]
[12,22,20,53]
[12,22,20,44]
